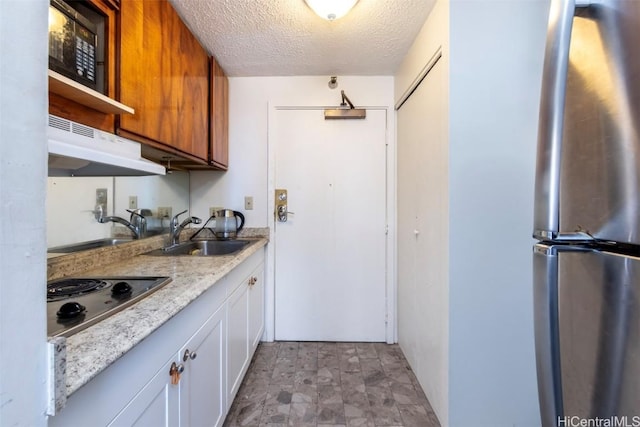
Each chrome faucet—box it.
[128,209,148,237]
[95,207,147,239]
[170,210,202,245]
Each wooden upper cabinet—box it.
[210,57,229,170]
[118,0,209,164]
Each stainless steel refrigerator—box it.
[533,0,640,425]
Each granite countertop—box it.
[47,229,268,410]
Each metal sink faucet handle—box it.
[170,210,202,245]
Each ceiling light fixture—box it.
[304,0,358,21]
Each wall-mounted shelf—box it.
[48,70,135,115]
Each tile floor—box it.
[223,341,441,427]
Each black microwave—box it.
[48,0,98,89]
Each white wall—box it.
[394,0,450,424]
[114,173,190,228]
[47,177,114,247]
[394,0,448,107]
[191,76,395,340]
[0,0,49,425]
[447,1,547,425]
[395,0,548,425]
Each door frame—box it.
[265,103,397,344]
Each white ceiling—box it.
[169,0,436,77]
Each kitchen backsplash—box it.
[47,172,189,247]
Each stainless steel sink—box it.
[48,238,134,253]
[145,239,250,256]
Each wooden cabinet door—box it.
[227,278,249,405]
[179,307,227,427]
[210,57,229,169]
[119,0,209,162]
[108,357,179,427]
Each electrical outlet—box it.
[128,196,138,210]
[244,196,254,210]
[209,207,223,217]
[157,207,172,218]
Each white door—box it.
[273,108,387,342]
[108,358,179,427]
[248,263,265,350]
[179,307,226,427]
[227,279,249,401]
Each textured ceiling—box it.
[169,0,436,77]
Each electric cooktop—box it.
[47,276,172,338]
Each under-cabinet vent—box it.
[47,114,165,176]
[71,122,95,139]
[48,115,70,132]
[48,116,96,140]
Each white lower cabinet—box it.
[48,247,265,427]
[248,264,265,351]
[227,276,250,404]
[179,307,226,427]
[227,262,265,407]
[108,357,179,427]
[109,306,226,427]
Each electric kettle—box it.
[213,209,245,240]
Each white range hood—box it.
[48,115,165,176]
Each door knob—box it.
[275,190,294,222]
[183,349,197,361]
[277,205,295,222]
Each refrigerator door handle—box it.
[533,244,564,427]
[533,0,577,239]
